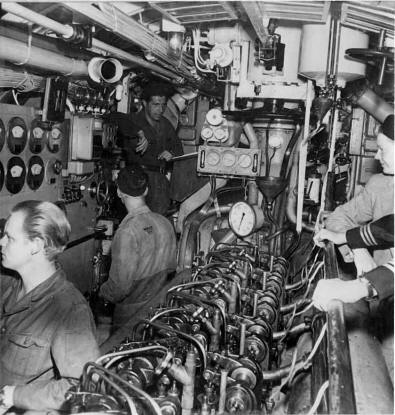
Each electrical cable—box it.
[306,380,329,415]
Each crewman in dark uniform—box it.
[124,83,184,215]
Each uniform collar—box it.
[123,205,151,220]
[2,268,66,315]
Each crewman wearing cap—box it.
[99,164,177,330]
[322,114,394,272]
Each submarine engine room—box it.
[0,1,393,414]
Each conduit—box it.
[1,2,184,82]
[0,35,88,76]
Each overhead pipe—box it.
[64,2,195,81]
[0,35,88,76]
[1,2,185,82]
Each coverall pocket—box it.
[4,333,50,378]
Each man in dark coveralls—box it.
[124,83,184,215]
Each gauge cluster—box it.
[0,104,69,197]
[197,145,262,177]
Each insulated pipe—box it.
[0,35,88,76]
[243,122,259,149]
[1,2,184,82]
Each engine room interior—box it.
[0,1,393,414]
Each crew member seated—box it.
[0,201,100,413]
[99,164,177,330]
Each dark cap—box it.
[381,114,394,141]
[116,164,148,197]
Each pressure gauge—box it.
[238,154,252,168]
[229,201,264,237]
[222,150,236,167]
[214,127,227,141]
[206,150,220,166]
[229,201,257,237]
[201,127,213,140]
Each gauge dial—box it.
[201,127,213,140]
[7,117,27,154]
[238,154,252,168]
[214,127,227,141]
[229,201,256,237]
[48,126,63,153]
[222,151,236,167]
[206,150,220,166]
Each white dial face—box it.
[214,127,227,141]
[201,127,213,140]
[238,154,252,168]
[207,150,220,166]
[12,125,24,138]
[228,201,256,237]
[33,127,44,139]
[51,128,61,139]
[222,151,236,167]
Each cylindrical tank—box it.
[299,19,369,87]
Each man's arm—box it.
[325,183,375,233]
[100,227,139,303]
[346,214,394,249]
[364,260,394,300]
[12,303,100,410]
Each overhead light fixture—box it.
[162,18,185,58]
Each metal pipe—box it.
[2,2,184,82]
[2,2,74,38]
[239,322,246,356]
[0,35,88,76]
[64,2,194,79]
[243,122,259,149]
[181,350,197,415]
[218,369,229,414]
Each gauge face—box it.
[206,150,220,166]
[7,117,27,154]
[29,119,47,153]
[238,154,252,168]
[48,126,63,153]
[214,127,227,141]
[222,150,236,167]
[268,132,284,149]
[228,201,256,237]
[201,127,213,140]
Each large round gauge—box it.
[0,119,5,151]
[29,119,47,153]
[229,201,256,237]
[7,117,27,154]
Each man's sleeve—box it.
[346,214,394,249]
[99,227,139,303]
[365,260,394,301]
[325,183,375,232]
[12,303,100,410]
